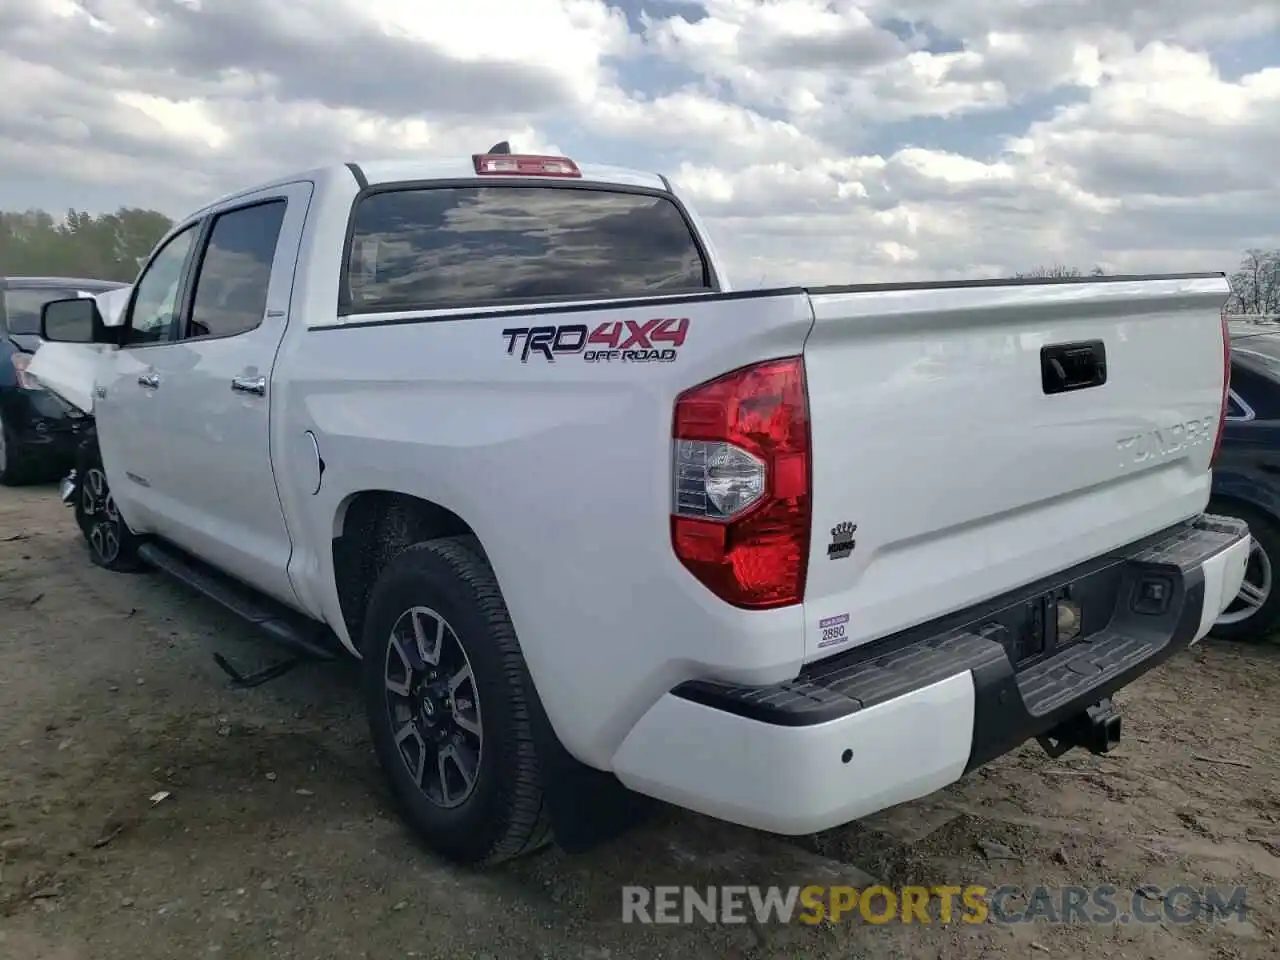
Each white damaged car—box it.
[27,284,131,504]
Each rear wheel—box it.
[73,439,145,572]
[361,536,551,865]
[1210,500,1280,642]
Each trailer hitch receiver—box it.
[1036,697,1121,759]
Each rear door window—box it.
[3,287,81,336]
[185,200,287,340]
[344,186,713,313]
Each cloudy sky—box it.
[3,0,1278,285]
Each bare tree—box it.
[1225,249,1280,317]
[1013,264,1107,279]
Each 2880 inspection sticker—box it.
[817,613,850,649]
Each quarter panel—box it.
[274,292,814,766]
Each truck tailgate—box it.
[800,273,1230,661]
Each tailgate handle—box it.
[1041,340,1106,395]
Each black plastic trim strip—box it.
[806,271,1225,298]
[344,162,368,190]
[312,285,807,331]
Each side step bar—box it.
[137,541,345,687]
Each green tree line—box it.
[0,207,174,283]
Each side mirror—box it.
[40,297,110,344]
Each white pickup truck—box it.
[29,147,1251,867]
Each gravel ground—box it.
[1,482,1278,960]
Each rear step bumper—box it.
[610,514,1251,836]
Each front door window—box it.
[126,225,198,345]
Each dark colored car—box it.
[0,276,127,485]
[1208,323,1280,640]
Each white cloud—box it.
[1,0,1278,283]
[643,0,1016,123]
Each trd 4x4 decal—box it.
[502,318,689,364]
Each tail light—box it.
[1211,314,1230,467]
[9,353,40,390]
[671,357,811,609]
[472,154,581,178]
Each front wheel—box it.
[361,535,551,865]
[1210,500,1280,642]
[73,439,145,572]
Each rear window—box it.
[344,185,712,313]
[2,287,82,335]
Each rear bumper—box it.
[610,514,1250,835]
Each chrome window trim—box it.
[1226,388,1255,422]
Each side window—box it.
[186,200,286,340]
[126,225,199,345]
[1226,389,1253,421]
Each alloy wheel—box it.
[1217,535,1272,625]
[81,467,122,564]
[383,605,483,809]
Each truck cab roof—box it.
[189,156,671,222]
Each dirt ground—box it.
[1,483,1278,960]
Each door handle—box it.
[231,375,266,396]
[1040,340,1107,395]
[137,373,159,389]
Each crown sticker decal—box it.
[827,521,857,560]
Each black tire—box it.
[0,409,42,486]
[361,535,552,865]
[73,438,146,572]
[1208,499,1280,642]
